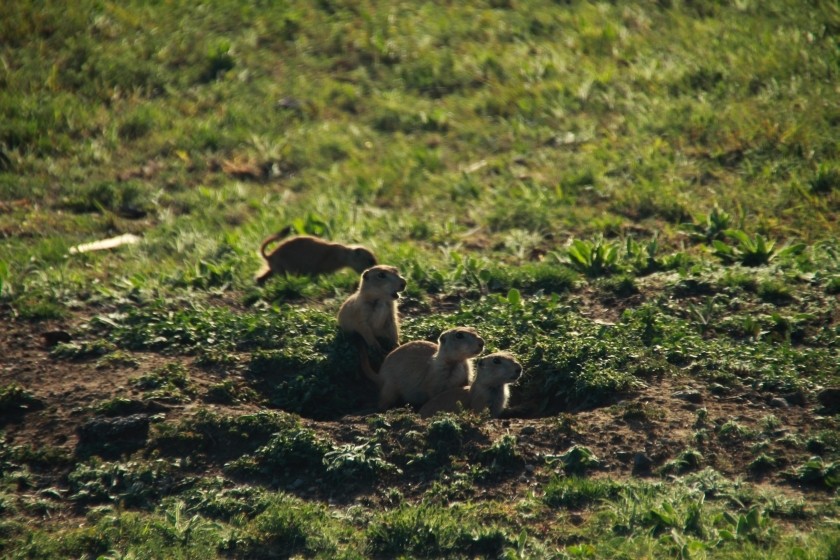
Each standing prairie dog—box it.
[255,227,377,285]
[374,327,485,410]
[338,265,406,354]
[419,352,523,418]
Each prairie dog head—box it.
[359,265,406,300]
[437,327,484,361]
[348,246,378,273]
[475,352,522,385]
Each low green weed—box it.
[596,484,702,541]
[227,424,328,478]
[659,449,704,476]
[748,453,778,475]
[96,302,289,354]
[425,415,464,457]
[719,314,766,341]
[543,476,621,509]
[712,229,803,267]
[230,495,337,558]
[757,278,794,303]
[324,441,401,483]
[366,503,510,559]
[513,307,645,412]
[194,346,239,370]
[153,500,222,549]
[614,401,664,423]
[179,483,268,522]
[719,269,759,293]
[0,436,71,475]
[0,384,42,418]
[93,397,151,417]
[10,506,224,559]
[481,434,523,475]
[11,293,67,321]
[95,350,140,370]
[596,273,638,297]
[203,380,258,405]
[712,230,773,266]
[809,163,840,195]
[67,458,175,508]
[59,181,153,218]
[687,299,718,335]
[564,237,621,277]
[245,339,364,419]
[131,363,194,403]
[624,236,682,276]
[173,258,238,291]
[151,409,298,460]
[758,414,782,435]
[717,506,775,544]
[481,262,578,295]
[805,430,840,455]
[546,445,600,475]
[50,339,117,360]
[785,456,840,489]
[684,206,734,243]
[717,421,754,443]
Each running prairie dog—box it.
[419,352,522,418]
[375,327,485,410]
[255,227,377,285]
[338,265,406,353]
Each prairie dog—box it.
[376,327,485,410]
[255,227,377,285]
[419,352,523,418]
[338,265,406,353]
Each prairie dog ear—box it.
[439,333,447,345]
[477,358,484,367]
[362,269,371,279]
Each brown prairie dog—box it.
[255,228,377,285]
[375,327,485,410]
[419,352,523,418]
[337,265,406,353]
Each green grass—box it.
[544,476,622,509]
[1,0,839,558]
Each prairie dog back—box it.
[256,232,377,284]
[377,327,485,410]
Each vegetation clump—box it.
[0,384,42,419]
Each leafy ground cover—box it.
[1,0,839,558]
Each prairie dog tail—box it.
[353,337,382,387]
[259,225,294,259]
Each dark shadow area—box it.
[244,333,382,420]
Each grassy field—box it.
[1,0,839,558]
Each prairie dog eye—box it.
[455,332,464,339]
[493,357,502,364]
[378,271,386,279]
